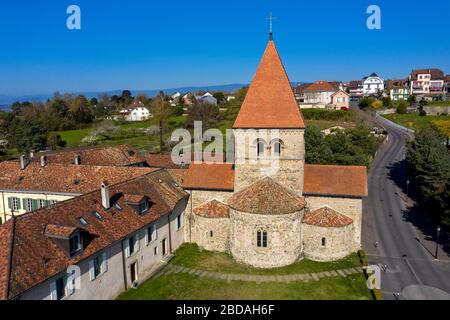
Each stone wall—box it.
[302,223,354,262]
[191,215,230,252]
[234,129,305,195]
[229,209,304,268]
[423,106,450,116]
[305,196,362,251]
[184,189,233,243]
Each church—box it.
[181,37,368,268]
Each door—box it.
[130,262,138,284]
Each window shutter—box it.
[67,272,76,295]
[134,234,140,252]
[22,199,27,211]
[89,260,95,281]
[101,252,108,273]
[124,239,130,258]
[7,197,12,209]
[145,229,149,246]
[50,281,57,300]
[32,199,38,211]
[45,200,50,208]
[16,198,21,210]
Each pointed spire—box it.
[233,40,305,129]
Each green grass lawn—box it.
[118,272,371,300]
[171,244,361,275]
[384,113,450,131]
[118,244,372,300]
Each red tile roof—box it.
[228,177,306,215]
[182,163,235,191]
[304,81,339,93]
[304,165,368,198]
[303,207,353,227]
[233,41,305,129]
[124,194,146,203]
[33,145,145,167]
[0,219,14,299]
[44,224,78,239]
[193,200,230,218]
[0,170,188,299]
[410,69,445,80]
[0,161,157,194]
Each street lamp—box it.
[435,226,441,260]
[406,180,410,196]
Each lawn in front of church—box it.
[118,244,373,300]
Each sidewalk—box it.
[153,264,365,284]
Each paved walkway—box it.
[153,264,365,284]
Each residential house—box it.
[330,90,350,110]
[362,73,385,96]
[409,69,446,99]
[293,83,312,103]
[119,101,152,121]
[345,80,364,97]
[386,79,410,101]
[195,92,218,106]
[302,81,339,104]
[0,170,188,300]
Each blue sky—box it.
[0,0,449,96]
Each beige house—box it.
[331,90,350,110]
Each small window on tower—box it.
[321,237,326,247]
[257,139,265,158]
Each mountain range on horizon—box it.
[0,82,305,110]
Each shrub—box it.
[302,109,348,121]
[371,100,384,109]
[396,101,408,114]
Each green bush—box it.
[302,109,348,121]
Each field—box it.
[384,112,450,132]
[118,244,372,300]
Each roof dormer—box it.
[124,194,151,215]
[44,224,83,258]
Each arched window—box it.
[270,139,284,157]
[257,230,268,248]
[256,139,265,158]
[321,237,326,247]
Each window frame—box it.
[12,197,19,211]
[256,230,268,248]
[69,232,82,256]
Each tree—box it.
[395,100,408,114]
[213,92,226,104]
[186,103,219,130]
[47,132,67,150]
[381,97,392,108]
[7,119,47,152]
[406,127,450,226]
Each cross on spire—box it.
[266,12,277,41]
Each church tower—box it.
[233,39,306,195]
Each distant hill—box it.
[0,84,248,106]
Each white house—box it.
[119,101,152,122]
[363,73,385,96]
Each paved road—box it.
[362,115,450,300]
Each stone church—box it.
[181,38,368,269]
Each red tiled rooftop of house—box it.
[182,163,235,191]
[233,41,305,129]
[32,145,145,167]
[303,207,353,227]
[304,81,339,93]
[304,164,368,198]
[44,224,78,239]
[0,161,157,194]
[0,170,188,300]
[193,200,230,219]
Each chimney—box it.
[40,155,47,167]
[20,154,29,170]
[101,181,110,210]
[74,154,81,165]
